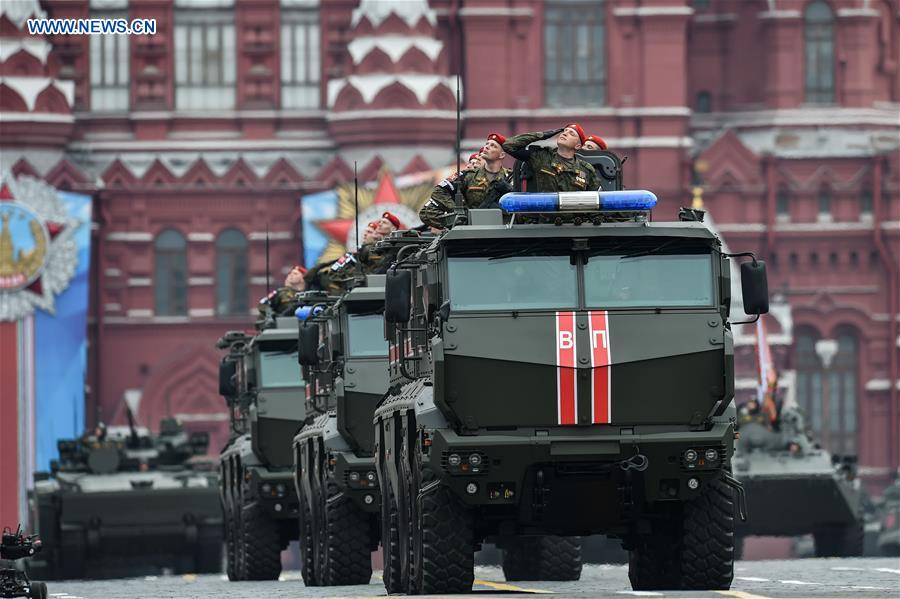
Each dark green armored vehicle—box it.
[293,275,388,586]
[733,404,865,557]
[374,180,769,593]
[27,418,220,579]
[876,478,900,556]
[217,312,308,581]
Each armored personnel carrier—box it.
[733,404,865,557]
[374,153,769,593]
[293,275,389,586]
[27,418,220,579]
[217,305,315,581]
[876,478,900,556]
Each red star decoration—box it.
[313,170,403,246]
[0,184,13,201]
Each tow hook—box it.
[618,454,648,472]
[722,471,748,522]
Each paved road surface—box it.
[36,558,899,599]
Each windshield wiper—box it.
[487,243,549,260]
[619,240,677,260]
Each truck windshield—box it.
[448,256,577,311]
[584,253,714,308]
[259,350,303,388]
[347,314,387,357]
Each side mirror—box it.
[298,323,320,366]
[741,260,769,315]
[218,359,237,397]
[385,269,412,324]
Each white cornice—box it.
[248,231,293,241]
[348,36,444,64]
[692,107,900,129]
[757,10,801,19]
[466,106,691,119]
[106,232,153,242]
[614,6,694,17]
[836,8,880,18]
[326,108,456,122]
[0,112,74,123]
[693,13,737,24]
[459,7,533,18]
[69,138,333,152]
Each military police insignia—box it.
[0,175,81,322]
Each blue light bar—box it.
[499,190,658,213]
[295,305,325,321]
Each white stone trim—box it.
[90,0,128,7]
[459,6,533,17]
[693,13,737,24]
[250,276,269,285]
[188,277,213,286]
[103,303,121,311]
[715,221,900,233]
[187,232,214,242]
[0,112,75,124]
[126,309,153,318]
[327,109,457,122]
[127,277,151,286]
[281,0,319,7]
[466,106,692,119]
[249,231,293,241]
[0,38,51,64]
[351,0,436,28]
[0,1,46,27]
[716,223,767,233]
[692,106,900,129]
[69,137,332,152]
[173,412,230,422]
[104,268,122,277]
[865,379,891,391]
[106,232,153,242]
[174,0,233,7]
[790,285,880,294]
[882,221,900,230]
[614,6,693,17]
[757,10,801,19]
[327,74,457,107]
[0,76,74,110]
[85,109,327,120]
[348,36,444,64]
[608,136,693,149]
[189,308,215,317]
[836,8,880,18]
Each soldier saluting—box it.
[419,133,512,229]
[257,264,307,318]
[502,123,600,193]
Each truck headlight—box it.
[684,449,698,463]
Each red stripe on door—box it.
[556,311,577,425]
[589,311,612,424]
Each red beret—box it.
[486,132,506,145]
[585,134,608,150]
[366,220,379,229]
[468,153,481,161]
[565,123,587,145]
[292,264,307,275]
[381,211,401,229]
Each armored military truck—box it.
[876,478,900,556]
[733,403,864,557]
[217,309,311,581]
[374,177,769,593]
[292,275,389,586]
[27,418,220,579]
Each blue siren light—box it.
[499,190,658,213]
[294,305,324,321]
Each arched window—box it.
[804,1,835,104]
[155,229,187,316]
[695,91,712,113]
[861,189,873,217]
[795,328,859,455]
[776,186,790,218]
[216,229,248,316]
[818,187,831,217]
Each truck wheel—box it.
[29,581,47,599]
[240,502,282,580]
[321,489,373,585]
[224,508,237,579]
[298,492,318,586]
[814,520,864,557]
[380,481,403,593]
[502,536,583,581]
[413,482,474,595]
[629,476,734,591]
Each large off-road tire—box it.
[502,536,583,581]
[239,502,282,580]
[298,492,318,586]
[629,476,735,591]
[320,491,373,585]
[814,520,864,558]
[413,482,474,595]
[224,508,237,580]
[380,484,404,593]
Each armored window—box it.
[695,91,712,113]
[584,253,714,309]
[154,229,188,316]
[804,1,835,104]
[89,11,129,112]
[174,10,236,110]
[258,342,303,388]
[216,229,248,316]
[448,255,577,311]
[347,313,388,357]
[544,0,606,107]
[281,7,320,109]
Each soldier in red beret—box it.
[420,133,513,229]
[583,134,608,151]
[502,123,599,193]
[377,211,401,237]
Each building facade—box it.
[0,0,897,486]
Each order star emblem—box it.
[0,175,81,321]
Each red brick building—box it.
[1,0,897,486]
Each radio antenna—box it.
[354,161,360,251]
[265,225,271,293]
[453,72,464,212]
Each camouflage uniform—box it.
[419,166,511,229]
[502,132,600,193]
[257,286,303,318]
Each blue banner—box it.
[33,192,92,471]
